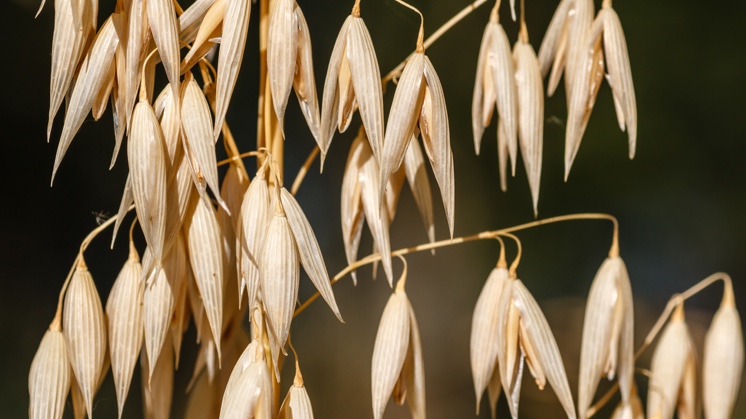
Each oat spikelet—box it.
[703,282,744,419]
[106,244,144,417]
[124,0,150,130]
[184,196,225,363]
[513,33,544,217]
[143,250,176,382]
[238,172,271,308]
[471,266,509,413]
[181,0,225,71]
[63,260,108,418]
[28,328,71,419]
[178,0,219,44]
[537,0,572,78]
[403,137,435,244]
[647,304,699,419]
[371,272,425,419]
[141,345,174,419]
[280,188,343,321]
[129,99,168,267]
[279,363,315,419]
[320,9,384,165]
[268,0,320,138]
[496,278,577,419]
[340,133,366,284]
[472,8,517,173]
[219,341,273,419]
[213,0,251,139]
[146,0,181,103]
[181,73,229,213]
[578,256,634,419]
[52,14,120,182]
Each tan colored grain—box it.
[28,329,71,419]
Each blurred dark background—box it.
[2,0,745,417]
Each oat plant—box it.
[28,0,743,418]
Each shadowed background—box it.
[2,0,745,417]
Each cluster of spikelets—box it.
[470,241,744,419]
[473,0,636,215]
[25,0,742,418]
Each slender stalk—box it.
[294,213,618,317]
[497,232,521,277]
[290,146,320,196]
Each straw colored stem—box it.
[290,146,320,196]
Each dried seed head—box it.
[106,248,144,417]
[578,256,634,418]
[146,0,181,106]
[143,253,176,382]
[496,278,577,419]
[647,304,698,419]
[63,261,108,418]
[471,267,510,413]
[219,341,273,419]
[703,285,744,419]
[279,364,315,419]
[29,329,71,419]
[239,175,271,309]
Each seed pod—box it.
[703,284,744,419]
[63,261,108,418]
[279,364,314,419]
[106,245,144,416]
[28,328,71,419]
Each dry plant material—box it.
[238,171,271,308]
[470,265,510,413]
[213,0,252,139]
[268,0,320,139]
[106,243,144,416]
[562,2,637,179]
[472,5,517,175]
[146,0,181,103]
[320,4,384,166]
[611,384,644,419]
[496,276,576,419]
[219,340,273,419]
[513,26,544,216]
[647,304,699,419]
[28,328,71,419]
[141,344,175,419]
[371,271,425,419]
[52,14,120,182]
[578,256,634,419]
[379,47,455,237]
[703,283,744,419]
[279,362,315,418]
[129,99,168,267]
[143,249,177,382]
[181,0,225,71]
[184,196,225,363]
[63,260,108,418]
[124,0,151,129]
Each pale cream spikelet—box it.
[213,0,252,140]
[181,72,230,213]
[496,276,577,419]
[497,120,509,192]
[219,340,273,419]
[578,256,634,419]
[537,0,572,78]
[124,0,150,131]
[280,187,343,321]
[320,2,385,166]
[146,0,181,105]
[92,57,116,121]
[611,384,644,419]
[28,328,71,419]
[403,136,435,244]
[472,5,517,173]
[260,203,300,365]
[600,3,637,159]
[52,14,120,182]
[340,132,366,284]
[46,0,91,141]
[181,0,225,71]
[470,264,510,414]
[238,169,271,308]
[105,242,144,417]
[371,266,425,419]
[184,195,225,364]
[178,0,220,44]
[703,281,744,419]
[142,249,176,383]
[63,259,108,418]
[545,0,594,98]
[128,98,168,268]
[141,344,174,419]
[279,362,315,419]
[268,0,320,139]
[380,46,455,237]
[647,303,699,419]
[166,233,190,367]
[513,27,544,217]
[487,365,502,419]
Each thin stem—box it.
[587,272,734,417]
[394,0,425,52]
[128,217,139,259]
[394,255,409,292]
[50,206,132,331]
[294,213,618,317]
[497,232,521,277]
[290,146,320,196]
[382,0,489,86]
[217,150,264,167]
[352,0,361,17]
[495,235,507,268]
[518,0,528,43]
